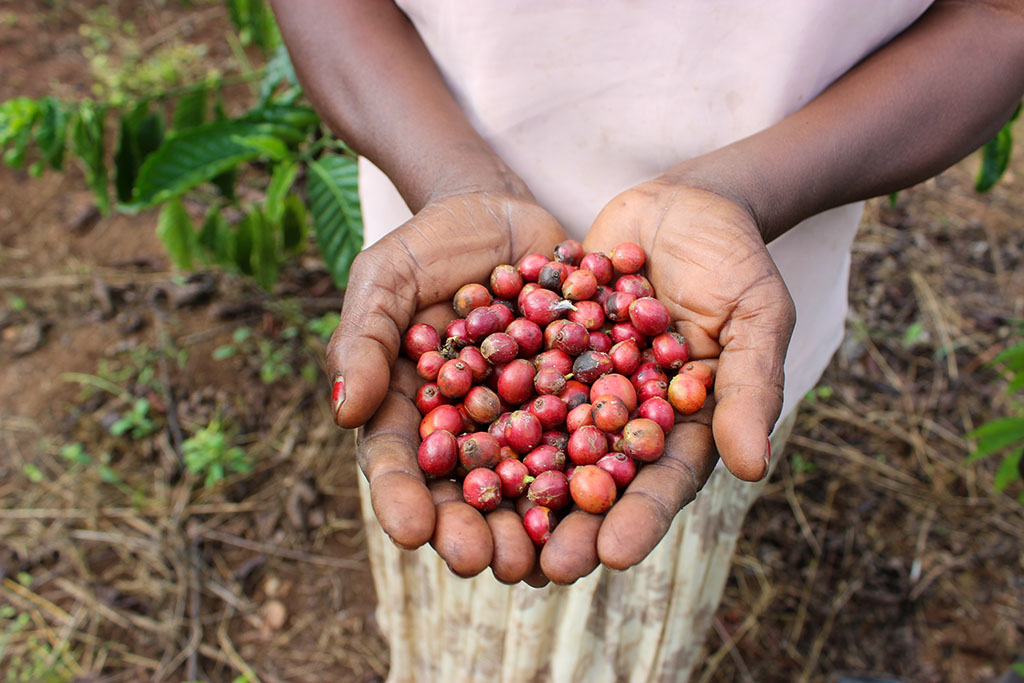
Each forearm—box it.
[269,0,530,212]
[666,0,1024,242]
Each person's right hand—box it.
[326,190,566,583]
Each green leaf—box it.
[993,447,1022,492]
[212,345,236,360]
[128,120,303,209]
[260,44,301,104]
[241,103,319,133]
[1,97,40,169]
[280,194,308,254]
[114,102,166,203]
[233,211,255,275]
[967,417,1024,462]
[110,417,132,437]
[226,0,254,43]
[156,198,196,269]
[975,102,1020,193]
[227,0,280,53]
[228,0,280,52]
[265,161,298,222]
[172,86,208,130]
[249,208,279,290]
[901,320,925,348]
[22,463,43,483]
[0,97,39,147]
[229,132,288,161]
[307,155,363,288]
[198,206,233,268]
[993,343,1024,374]
[72,102,109,214]
[210,91,236,201]
[256,1,282,53]
[35,98,70,170]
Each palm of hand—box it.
[551,182,797,576]
[329,191,567,583]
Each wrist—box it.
[658,147,779,243]
[415,142,535,210]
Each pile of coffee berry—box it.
[403,240,713,546]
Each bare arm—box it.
[667,0,1024,242]
[564,0,1024,579]
[270,0,530,211]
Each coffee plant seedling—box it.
[0,0,363,291]
[966,337,1024,500]
[182,418,251,488]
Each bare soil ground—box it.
[1,3,1021,682]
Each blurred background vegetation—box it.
[0,2,1020,681]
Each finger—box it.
[713,281,795,481]
[486,508,537,584]
[428,478,464,505]
[596,420,717,570]
[431,499,494,577]
[513,495,552,587]
[522,564,551,589]
[328,244,418,429]
[358,388,436,549]
[328,202,563,429]
[539,510,602,584]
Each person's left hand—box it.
[536,179,797,583]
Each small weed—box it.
[306,311,339,342]
[966,335,1024,500]
[58,442,90,465]
[21,463,44,483]
[110,398,158,439]
[95,343,185,394]
[213,324,300,385]
[7,294,26,311]
[183,419,251,488]
[901,320,928,348]
[255,338,291,384]
[0,608,79,683]
[803,385,834,403]
[791,453,815,474]
[79,5,213,105]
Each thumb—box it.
[711,280,796,481]
[327,245,417,429]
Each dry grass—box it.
[700,163,1024,683]
[1,3,1023,682]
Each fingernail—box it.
[331,377,345,424]
[763,438,772,478]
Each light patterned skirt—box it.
[359,412,796,682]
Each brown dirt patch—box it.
[1,3,1021,682]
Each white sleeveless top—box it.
[359,0,933,423]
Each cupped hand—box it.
[326,190,566,581]
[540,181,796,583]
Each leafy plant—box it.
[0,0,363,291]
[110,397,158,439]
[975,102,1021,193]
[182,419,251,488]
[306,311,340,342]
[966,339,1024,500]
[59,442,128,489]
[214,315,332,385]
[0,606,79,683]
